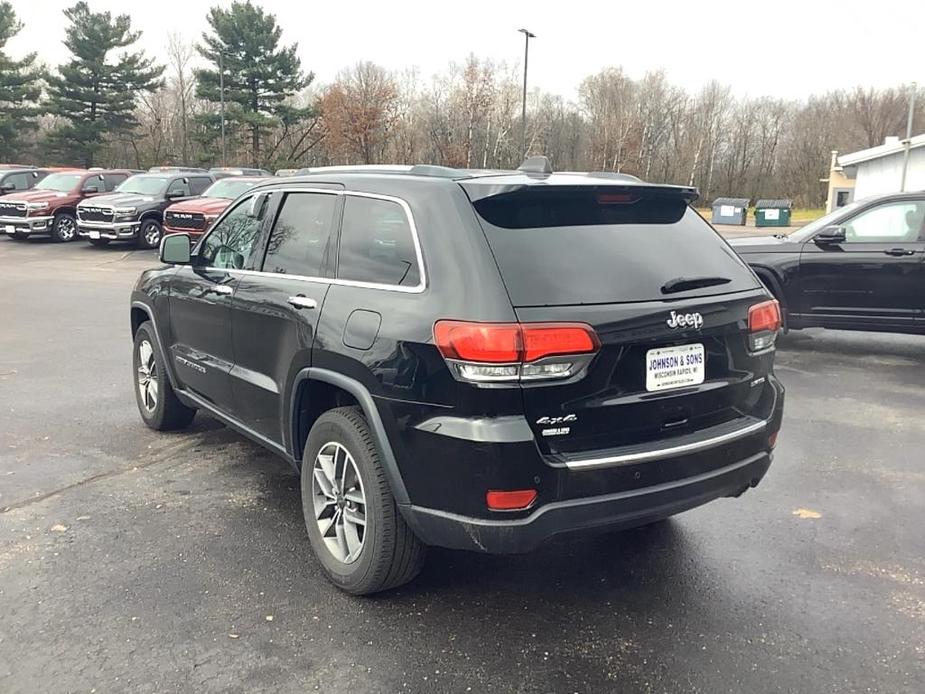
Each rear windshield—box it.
[472,189,758,306]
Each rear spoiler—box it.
[460,180,700,204]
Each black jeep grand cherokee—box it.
[78,172,213,249]
[130,159,784,595]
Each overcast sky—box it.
[7,0,923,101]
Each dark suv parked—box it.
[130,160,785,594]
[729,192,925,334]
[78,172,214,248]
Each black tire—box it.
[88,238,110,247]
[132,322,196,431]
[137,219,163,250]
[51,212,78,242]
[301,406,425,595]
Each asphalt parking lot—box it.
[1,238,923,694]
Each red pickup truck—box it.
[163,176,268,240]
[1,169,137,242]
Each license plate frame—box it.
[645,343,706,392]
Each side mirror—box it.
[0,184,13,193]
[165,190,185,200]
[160,233,191,264]
[83,185,100,194]
[246,192,267,218]
[814,226,846,246]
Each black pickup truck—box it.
[77,171,214,249]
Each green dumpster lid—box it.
[755,199,792,209]
[712,197,750,207]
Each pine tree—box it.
[0,2,43,162]
[196,1,313,166]
[45,2,163,167]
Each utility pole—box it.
[900,82,917,192]
[518,29,535,160]
[219,51,226,168]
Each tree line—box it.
[0,0,921,206]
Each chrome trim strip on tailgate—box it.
[555,418,768,470]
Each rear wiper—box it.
[661,276,731,294]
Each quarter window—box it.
[843,201,925,243]
[198,196,267,270]
[262,192,337,276]
[337,196,420,287]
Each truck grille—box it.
[78,206,114,223]
[165,211,207,231]
[0,201,27,218]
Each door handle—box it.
[287,295,317,310]
[207,284,234,295]
[884,248,916,256]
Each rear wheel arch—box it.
[289,368,410,506]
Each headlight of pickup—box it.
[114,207,136,216]
[26,202,49,213]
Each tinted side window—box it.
[166,178,191,197]
[337,196,420,287]
[262,192,337,276]
[82,175,104,192]
[199,196,266,269]
[843,201,925,243]
[2,173,30,191]
[190,177,212,195]
[103,174,127,192]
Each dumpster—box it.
[710,198,750,225]
[755,199,792,227]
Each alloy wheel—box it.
[136,340,158,412]
[311,441,367,564]
[144,223,161,248]
[57,217,76,241]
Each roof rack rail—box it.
[517,155,553,175]
[408,164,468,179]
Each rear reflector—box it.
[486,489,537,511]
[768,431,778,449]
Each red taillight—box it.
[434,321,600,383]
[433,322,521,363]
[768,431,779,449]
[486,489,537,511]
[748,300,781,333]
[434,321,599,364]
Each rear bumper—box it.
[402,450,772,553]
[1,215,53,234]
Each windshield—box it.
[35,173,83,193]
[115,175,169,196]
[789,201,863,242]
[203,178,263,200]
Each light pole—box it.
[219,50,226,167]
[900,82,917,192]
[518,28,535,160]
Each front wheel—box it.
[52,212,78,242]
[138,220,163,250]
[132,323,196,431]
[301,407,425,595]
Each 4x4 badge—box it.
[666,310,703,330]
